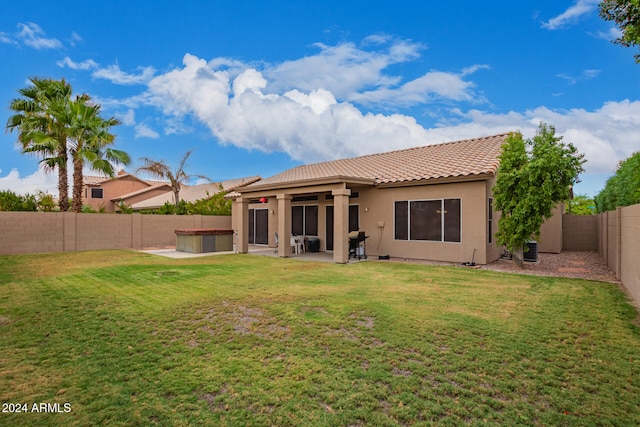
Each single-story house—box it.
[232,133,520,264]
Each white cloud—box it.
[92,64,156,85]
[145,54,433,162]
[556,69,601,84]
[57,57,155,86]
[0,32,18,45]
[265,39,424,100]
[69,31,82,47]
[57,56,98,70]
[542,0,600,30]
[135,123,159,139]
[143,50,639,190]
[435,101,640,177]
[116,109,136,126]
[592,27,622,41]
[262,39,483,109]
[0,167,58,196]
[16,22,62,49]
[350,69,483,107]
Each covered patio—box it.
[234,177,373,264]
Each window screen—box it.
[291,206,304,235]
[443,199,461,242]
[394,199,461,242]
[394,201,408,240]
[304,205,318,236]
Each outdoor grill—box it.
[348,231,368,260]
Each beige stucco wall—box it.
[83,176,156,213]
[0,212,231,255]
[235,178,498,264]
[357,180,494,264]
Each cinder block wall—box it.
[539,205,563,253]
[619,204,640,307]
[562,215,598,251]
[0,212,232,255]
[0,212,65,254]
[590,204,640,309]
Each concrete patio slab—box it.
[140,245,365,263]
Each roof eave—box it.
[375,172,495,188]
[237,175,375,194]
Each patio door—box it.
[248,208,268,245]
[325,205,359,250]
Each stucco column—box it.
[235,197,250,253]
[332,188,351,263]
[277,193,292,257]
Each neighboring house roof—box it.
[129,176,261,210]
[239,133,510,192]
[111,183,173,202]
[83,172,167,187]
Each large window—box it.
[292,205,318,236]
[394,199,461,242]
[91,188,104,199]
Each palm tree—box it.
[67,96,130,213]
[6,78,73,211]
[136,150,209,208]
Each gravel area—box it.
[481,251,619,282]
[389,251,619,283]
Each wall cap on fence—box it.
[174,228,234,236]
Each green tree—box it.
[35,191,56,212]
[0,190,37,211]
[136,150,208,209]
[155,200,188,215]
[600,0,640,62]
[493,123,585,267]
[567,194,596,215]
[6,78,73,211]
[595,151,640,212]
[67,96,129,213]
[7,78,129,213]
[186,185,232,215]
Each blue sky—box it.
[1,0,638,197]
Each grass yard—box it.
[0,250,638,426]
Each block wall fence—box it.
[562,204,640,308]
[0,207,638,309]
[0,212,231,255]
[596,204,640,308]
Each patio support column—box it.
[236,197,249,253]
[277,193,292,257]
[332,188,351,263]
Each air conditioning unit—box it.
[524,241,538,262]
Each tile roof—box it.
[111,183,172,202]
[83,173,167,187]
[242,133,510,190]
[130,176,261,209]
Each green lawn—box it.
[0,250,638,426]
